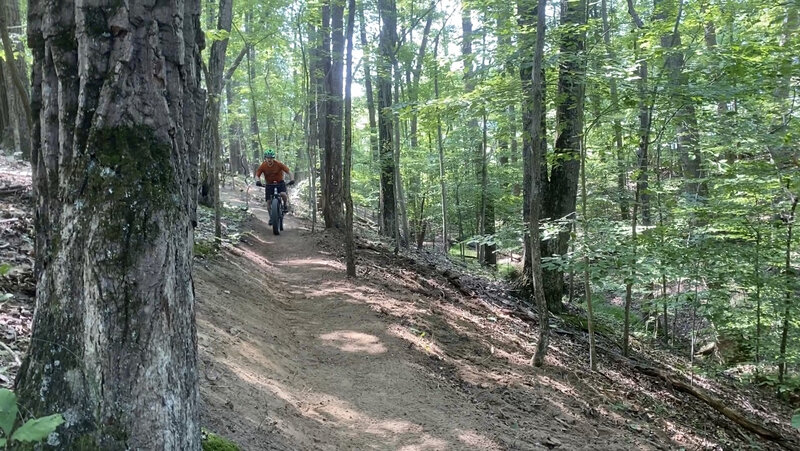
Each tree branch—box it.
[223,45,249,82]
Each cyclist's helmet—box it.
[264,149,276,159]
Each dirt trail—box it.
[196,188,651,450]
[197,201,512,449]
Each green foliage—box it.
[498,263,519,282]
[0,388,64,446]
[0,390,17,438]
[10,415,65,443]
[205,29,230,41]
[194,241,216,258]
[202,429,240,451]
[792,412,800,430]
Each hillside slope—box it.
[195,186,799,450]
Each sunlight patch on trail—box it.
[319,331,387,355]
[388,324,444,360]
[455,429,502,450]
[282,257,344,270]
[217,365,457,446]
[236,244,274,268]
[395,436,451,450]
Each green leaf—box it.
[11,414,64,443]
[0,438,6,446]
[0,263,11,276]
[792,413,800,430]
[0,389,18,436]
[205,29,230,41]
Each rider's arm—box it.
[255,162,264,181]
[279,162,293,181]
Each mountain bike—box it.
[256,180,295,235]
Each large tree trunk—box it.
[357,3,381,228]
[378,0,398,240]
[518,0,535,285]
[358,4,379,165]
[306,22,321,230]
[702,17,734,164]
[627,0,652,232]
[393,62,409,247]
[226,80,246,175]
[481,113,496,266]
[245,14,263,166]
[318,4,331,204]
[526,0,550,366]
[778,193,798,383]
[541,0,587,314]
[601,0,629,221]
[0,0,31,160]
[198,0,232,208]
[0,65,10,148]
[324,0,345,229]
[434,35,449,252]
[344,0,356,276]
[16,0,204,447]
[222,46,249,176]
[461,8,486,263]
[656,0,704,201]
[408,2,434,151]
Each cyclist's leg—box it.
[278,182,289,212]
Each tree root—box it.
[0,185,27,197]
[613,356,797,449]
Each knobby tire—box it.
[271,198,281,235]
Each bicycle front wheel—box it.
[270,198,281,235]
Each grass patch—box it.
[193,241,216,258]
[448,245,477,259]
[497,262,519,281]
[562,295,644,339]
[202,429,240,451]
[193,204,252,259]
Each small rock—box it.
[543,437,562,449]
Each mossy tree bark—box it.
[16,0,204,448]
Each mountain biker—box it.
[255,150,294,221]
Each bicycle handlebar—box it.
[256,180,295,187]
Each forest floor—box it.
[1,157,799,450]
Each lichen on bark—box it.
[84,126,179,256]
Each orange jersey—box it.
[255,160,290,183]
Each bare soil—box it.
[196,185,800,450]
[1,159,799,450]
[196,190,641,450]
